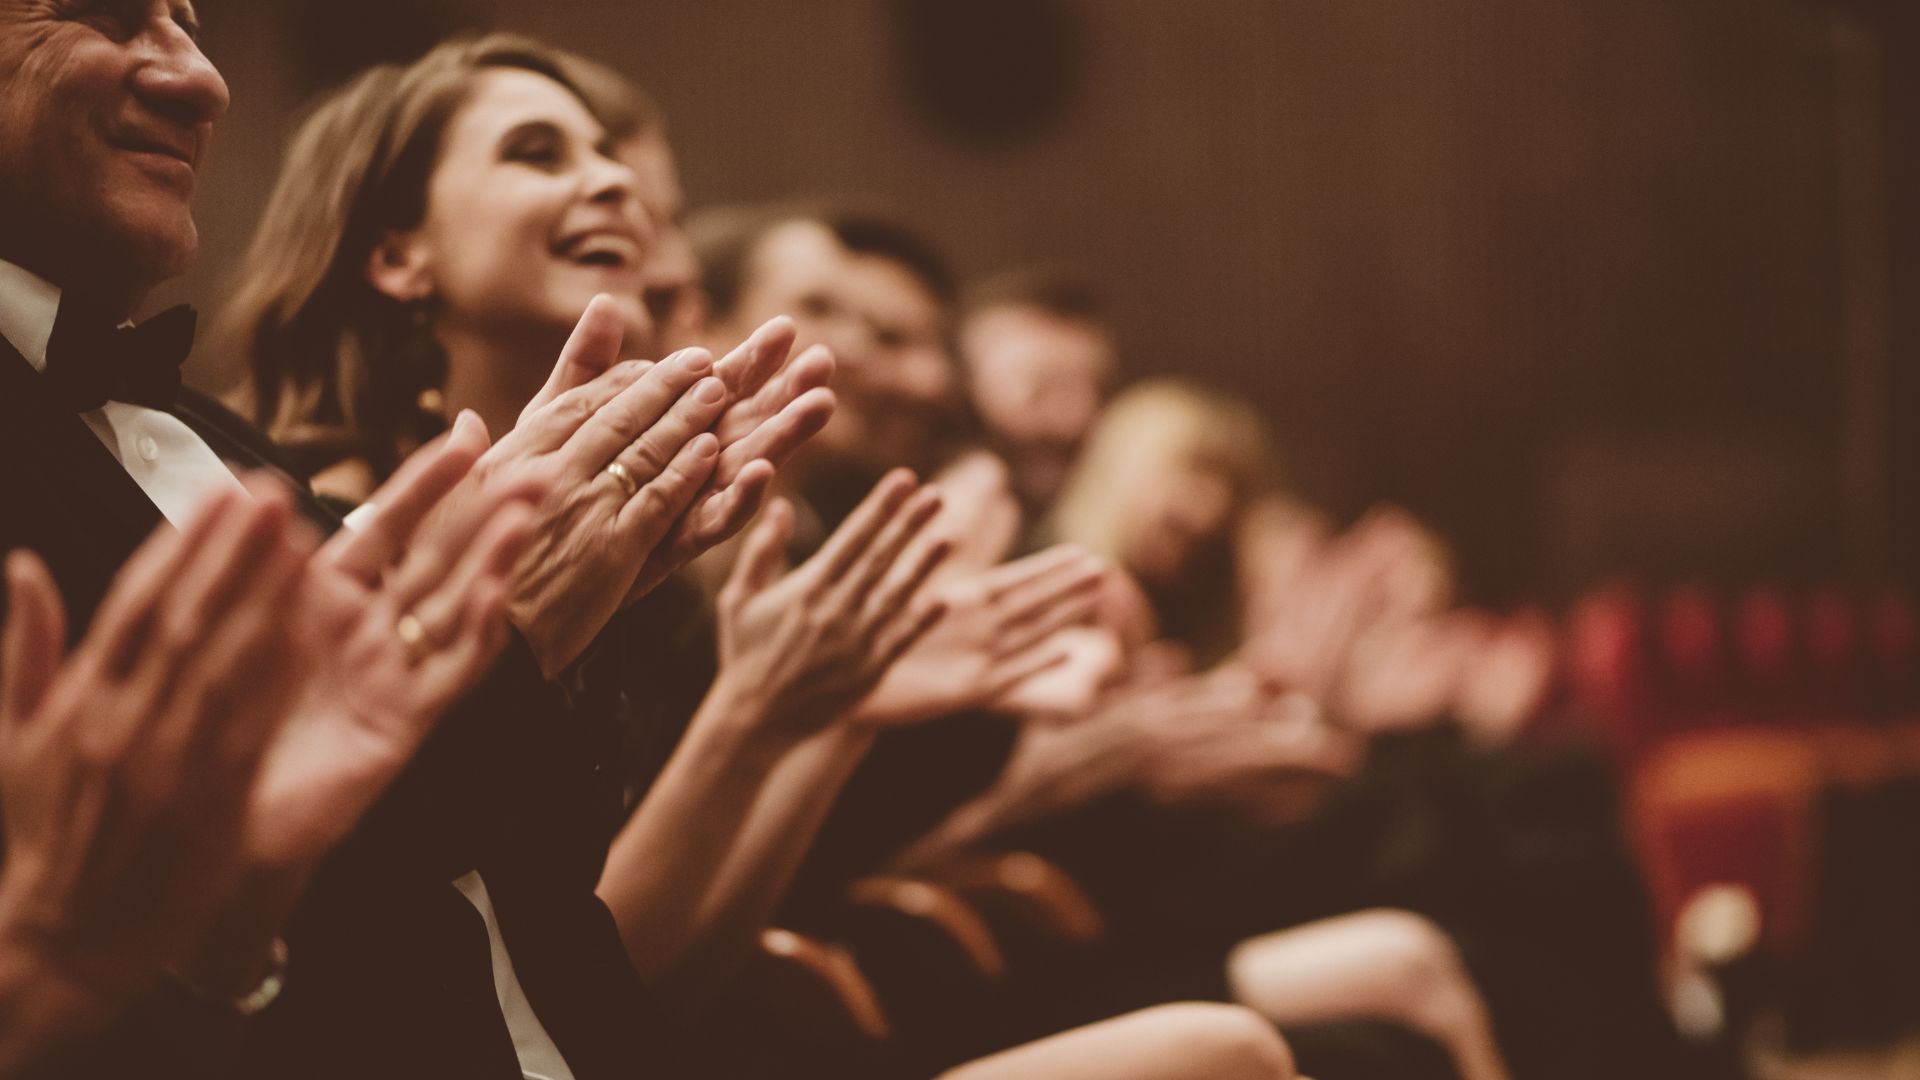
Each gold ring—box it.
[395,613,431,665]
[605,460,638,498]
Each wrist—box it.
[0,920,130,1069]
[689,679,809,767]
[169,863,307,1001]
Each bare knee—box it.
[1356,911,1488,1038]
[1151,1002,1296,1080]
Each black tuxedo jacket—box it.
[0,341,676,1079]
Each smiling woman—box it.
[215,33,653,492]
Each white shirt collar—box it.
[0,258,62,373]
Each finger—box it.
[84,485,243,670]
[564,348,715,473]
[510,359,651,454]
[606,374,729,486]
[994,587,1103,659]
[829,486,945,612]
[129,486,293,688]
[994,554,1105,627]
[806,470,919,589]
[634,459,776,598]
[685,459,777,548]
[384,477,543,617]
[520,293,630,422]
[860,528,953,634]
[322,411,489,583]
[982,640,1075,701]
[156,515,307,769]
[1,551,67,730]
[712,386,835,485]
[725,498,795,600]
[980,545,1092,602]
[615,432,720,547]
[406,503,537,648]
[712,340,832,446]
[418,577,513,713]
[872,598,949,672]
[711,315,797,401]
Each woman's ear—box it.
[366,230,434,303]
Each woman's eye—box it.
[503,135,564,168]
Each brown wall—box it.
[178,0,1914,600]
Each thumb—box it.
[727,498,796,599]
[521,294,629,423]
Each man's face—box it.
[0,1,228,296]
[716,221,955,475]
[960,304,1116,510]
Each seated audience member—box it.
[223,33,1294,1080]
[954,268,1118,526]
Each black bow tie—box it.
[40,294,196,412]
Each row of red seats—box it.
[1565,583,1918,753]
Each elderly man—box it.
[0,4,825,1077]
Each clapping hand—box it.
[443,298,835,677]
[709,472,952,735]
[853,545,1108,726]
[249,417,545,869]
[0,481,314,1042]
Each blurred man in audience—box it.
[957,269,1118,522]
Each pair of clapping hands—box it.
[703,449,1120,740]
[0,297,830,1060]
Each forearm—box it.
[595,684,799,988]
[901,718,1144,866]
[679,723,877,992]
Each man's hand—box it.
[0,482,313,1045]
[709,473,951,737]
[247,418,545,869]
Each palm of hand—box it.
[245,566,451,868]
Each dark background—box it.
[176,1,1920,604]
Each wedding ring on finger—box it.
[604,460,639,498]
[396,612,432,666]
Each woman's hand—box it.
[708,472,952,738]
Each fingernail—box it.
[684,350,714,372]
[694,377,725,404]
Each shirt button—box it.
[137,434,160,462]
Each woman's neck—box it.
[437,320,565,444]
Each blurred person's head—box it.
[1051,379,1274,591]
[1049,380,1276,664]
[0,0,229,307]
[956,268,1117,513]
[692,205,957,479]
[225,33,656,482]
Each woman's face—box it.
[401,68,654,353]
[1120,449,1237,587]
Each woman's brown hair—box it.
[218,33,659,481]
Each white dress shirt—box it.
[0,259,575,1080]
